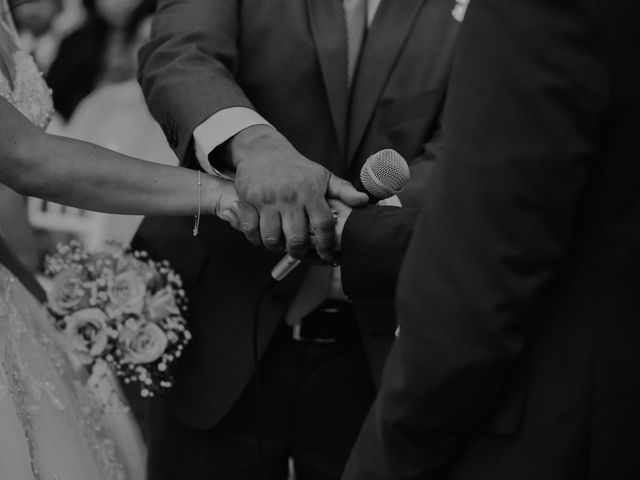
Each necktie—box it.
[343,0,368,87]
[285,1,369,325]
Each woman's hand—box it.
[205,176,261,245]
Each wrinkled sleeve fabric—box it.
[138,0,255,167]
[341,206,417,299]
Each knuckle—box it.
[313,215,335,232]
[280,189,299,204]
[333,176,347,187]
[241,222,258,234]
[286,235,307,249]
[242,186,276,206]
[259,190,276,206]
[262,234,282,249]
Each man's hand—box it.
[229,125,367,260]
[327,199,353,252]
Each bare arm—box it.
[0,97,258,234]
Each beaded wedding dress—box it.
[0,4,145,479]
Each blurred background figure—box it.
[47,0,155,120]
[12,0,84,73]
[59,6,177,252]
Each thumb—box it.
[327,174,368,207]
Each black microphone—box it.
[271,149,410,280]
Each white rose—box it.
[147,288,180,322]
[117,256,150,274]
[120,323,168,364]
[48,270,87,315]
[63,308,110,365]
[109,270,147,314]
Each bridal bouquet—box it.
[44,241,191,399]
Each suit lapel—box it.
[307,0,349,159]
[347,0,426,163]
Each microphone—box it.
[271,149,410,280]
[356,148,410,203]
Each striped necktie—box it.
[343,0,368,87]
[285,1,369,325]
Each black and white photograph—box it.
[1,0,638,479]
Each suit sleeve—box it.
[340,121,444,298]
[341,206,418,299]
[138,0,253,166]
[398,120,443,208]
[343,0,609,477]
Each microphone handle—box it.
[271,255,301,281]
[270,208,342,281]
[271,177,374,280]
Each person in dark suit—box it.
[330,0,640,478]
[134,0,460,478]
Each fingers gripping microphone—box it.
[270,149,410,280]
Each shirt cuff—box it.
[192,107,271,178]
[377,195,402,207]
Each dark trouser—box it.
[147,302,376,480]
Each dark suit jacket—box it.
[135,0,459,429]
[341,0,640,478]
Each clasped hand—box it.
[215,125,364,259]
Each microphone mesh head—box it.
[360,149,410,200]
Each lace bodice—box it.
[0,13,53,130]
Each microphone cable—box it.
[252,276,278,480]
